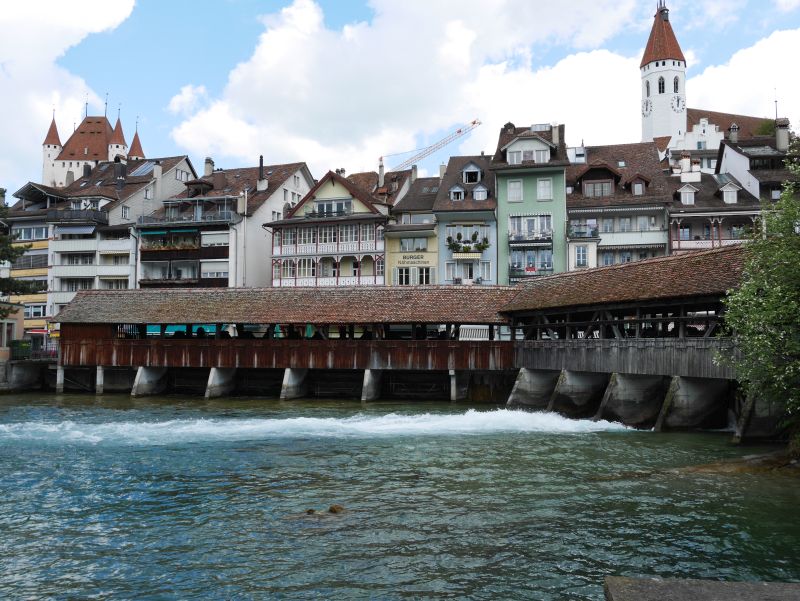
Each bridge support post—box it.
[734,391,787,442]
[656,376,730,432]
[547,370,608,418]
[131,366,168,397]
[507,368,560,408]
[95,366,104,395]
[449,370,469,402]
[56,366,64,394]
[205,367,237,399]
[280,368,308,400]
[361,369,382,402]
[594,373,670,428]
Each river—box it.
[1,394,798,600]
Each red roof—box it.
[640,4,685,68]
[128,131,144,158]
[109,117,126,147]
[56,116,114,161]
[43,117,61,146]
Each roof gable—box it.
[287,170,380,218]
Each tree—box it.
[0,195,38,318]
[722,138,800,437]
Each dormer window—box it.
[508,151,521,165]
[473,185,488,201]
[535,149,549,163]
[450,186,464,201]
[463,167,481,184]
[583,180,613,197]
[681,190,695,205]
[723,189,737,204]
[633,181,644,196]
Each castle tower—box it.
[640,1,687,143]
[108,116,128,161]
[42,115,62,186]
[128,129,145,160]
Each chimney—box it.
[691,158,701,172]
[729,123,739,144]
[776,117,790,152]
[551,123,560,146]
[679,151,691,173]
[204,157,214,177]
[153,160,162,200]
[411,164,417,183]
[257,155,268,191]
[114,157,127,191]
[439,163,446,179]
[82,163,91,178]
[378,158,385,188]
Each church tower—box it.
[641,1,687,143]
[42,115,62,186]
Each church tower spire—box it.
[42,113,62,186]
[640,1,687,143]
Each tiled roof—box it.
[686,108,770,141]
[666,172,760,211]
[287,170,380,219]
[433,155,496,212]
[392,176,439,213]
[54,286,518,325]
[170,162,307,216]
[56,116,115,161]
[491,122,569,167]
[640,5,685,68]
[43,117,61,146]
[347,169,411,206]
[503,245,745,313]
[566,142,670,209]
[109,117,126,147]
[653,136,671,153]
[128,131,144,158]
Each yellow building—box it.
[385,176,439,285]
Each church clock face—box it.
[641,99,653,117]
[671,94,685,113]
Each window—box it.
[681,190,695,205]
[174,169,190,182]
[397,267,411,286]
[723,189,738,204]
[479,262,491,281]
[360,224,375,242]
[102,279,128,289]
[450,187,464,201]
[112,254,129,265]
[602,251,614,266]
[508,180,523,202]
[619,217,632,232]
[523,150,534,161]
[638,251,649,261]
[535,149,549,163]
[144,186,153,200]
[575,246,588,268]
[282,260,296,278]
[284,189,289,202]
[282,228,296,245]
[583,181,612,197]
[646,81,650,97]
[620,251,633,263]
[122,206,130,220]
[508,150,521,165]
[473,187,487,201]
[65,254,94,265]
[637,216,649,231]
[537,250,553,270]
[339,224,358,243]
[12,226,48,241]
[299,227,317,245]
[537,178,553,200]
[418,267,432,285]
[62,278,93,291]
[674,76,679,93]
[319,226,336,244]
[71,200,81,210]
[400,237,427,251]
[445,262,456,281]
[679,225,691,240]
[633,182,644,196]
[463,169,480,184]
[352,260,360,277]
[201,231,229,247]
[317,200,351,215]
[376,257,384,276]
[24,304,46,319]
[658,76,665,94]
[293,175,300,187]
[602,218,614,233]
[703,223,712,240]
[297,258,316,278]
[731,225,746,239]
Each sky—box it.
[2,0,800,197]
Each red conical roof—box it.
[640,2,685,68]
[128,130,145,159]
[43,116,61,146]
[110,117,127,147]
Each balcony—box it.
[51,238,99,252]
[599,229,668,248]
[273,240,385,257]
[47,209,108,224]
[303,209,353,219]
[567,226,599,239]
[276,275,385,287]
[672,238,746,251]
[509,266,554,279]
[11,254,48,270]
[138,211,241,225]
[52,264,97,278]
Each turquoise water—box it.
[1,395,798,600]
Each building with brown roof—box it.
[136,156,314,290]
[565,142,671,270]
[41,114,143,189]
[433,154,498,286]
[491,122,569,284]
[347,160,412,207]
[267,169,386,287]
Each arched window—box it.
[658,76,665,94]
[646,81,650,97]
[673,76,679,93]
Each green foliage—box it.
[0,202,38,318]
[755,119,776,136]
[723,139,800,423]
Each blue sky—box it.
[2,0,800,195]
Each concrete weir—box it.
[131,366,168,397]
[280,368,308,400]
[547,370,609,418]
[507,368,561,409]
[655,376,730,431]
[205,368,237,399]
[594,373,670,428]
[361,369,383,402]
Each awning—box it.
[171,228,198,233]
[141,230,167,235]
[55,225,95,235]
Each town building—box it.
[385,175,438,285]
[137,157,314,289]
[433,155,497,285]
[565,142,670,270]
[269,170,387,287]
[42,114,142,188]
[347,161,412,207]
[490,122,569,284]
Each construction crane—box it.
[383,119,481,172]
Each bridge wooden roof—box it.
[503,245,745,314]
[55,286,517,326]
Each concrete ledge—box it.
[604,576,800,600]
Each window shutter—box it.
[412,267,419,286]
[430,267,436,285]
[392,267,398,286]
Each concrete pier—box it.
[280,368,308,400]
[205,367,237,399]
[506,368,561,409]
[449,370,469,402]
[131,366,168,397]
[361,369,382,402]
[548,370,609,418]
[95,366,104,395]
[594,373,670,428]
[655,376,730,431]
[56,366,65,394]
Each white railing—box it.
[272,240,385,257]
[275,275,385,287]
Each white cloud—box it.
[688,28,800,130]
[170,0,639,175]
[774,0,800,11]
[168,84,209,116]
[0,1,134,196]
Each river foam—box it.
[0,409,627,445]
